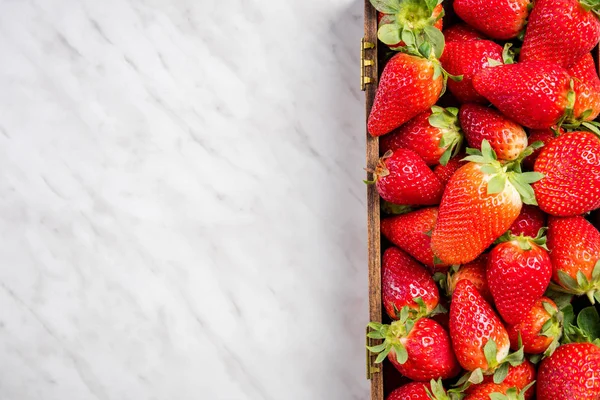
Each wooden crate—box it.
[362,2,600,399]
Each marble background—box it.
[0,0,369,399]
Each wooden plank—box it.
[364,1,383,400]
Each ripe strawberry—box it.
[487,234,552,325]
[368,317,461,381]
[388,379,449,400]
[443,23,486,43]
[376,2,444,50]
[520,0,600,69]
[433,154,466,186]
[480,360,536,399]
[506,297,561,355]
[453,0,531,40]
[533,131,600,216]
[445,254,493,304]
[472,61,572,129]
[459,104,528,161]
[537,343,600,400]
[379,107,463,166]
[522,128,562,170]
[450,280,511,372]
[465,383,534,400]
[546,216,600,302]
[368,52,443,136]
[370,149,444,205]
[439,40,503,104]
[381,208,450,272]
[431,141,539,265]
[569,53,600,121]
[382,247,440,320]
[507,204,546,238]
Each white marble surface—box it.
[0,0,369,399]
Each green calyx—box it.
[424,378,454,400]
[562,303,600,346]
[429,106,464,166]
[495,228,548,251]
[489,382,536,400]
[380,201,413,215]
[372,0,445,51]
[537,300,564,357]
[549,260,600,303]
[462,140,543,206]
[366,310,414,364]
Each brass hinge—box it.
[365,325,381,379]
[361,38,375,91]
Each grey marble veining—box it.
[0,0,369,399]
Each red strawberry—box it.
[533,131,600,216]
[537,343,600,400]
[487,234,552,325]
[431,141,537,265]
[382,247,440,320]
[459,104,528,161]
[472,61,572,129]
[368,317,461,381]
[450,280,511,372]
[546,215,600,302]
[520,0,600,69]
[379,107,463,166]
[506,297,561,355]
[480,360,536,399]
[507,204,546,238]
[371,149,444,205]
[433,154,466,186]
[387,379,449,400]
[439,40,503,104]
[445,254,493,304]
[443,23,487,43]
[453,0,531,40]
[569,53,600,121]
[381,208,450,272]
[465,383,534,400]
[522,128,562,170]
[368,53,443,136]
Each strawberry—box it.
[506,297,562,355]
[379,106,463,166]
[382,247,440,320]
[439,40,504,104]
[453,0,531,40]
[487,233,552,325]
[472,61,572,129]
[445,254,493,304]
[381,208,450,271]
[479,360,536,399]
[537,343,600,400]
[370,149,445,205]
[387,379,450,400]
[569,53,600,122]
[459,104,528,161]
[533,131,600,216]
[520,0,600,69]
[375,1,444,50]
[431,141,540,265]
[433,154,465,186]
[450,280,511,373]
[368,316,461,381]
[443,23,486,43]
[368,53,443,136]
[546,215,600,303]
[522,128,562,170]
[465,383,534,400]
[507,204,546,238]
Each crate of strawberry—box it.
[362,0,600,399]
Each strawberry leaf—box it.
[493,362,509,383]
[375,345,392,363]
[487,174,507,195]
[484,338,498,368]
[519,172,544,184]
[378,24,402,46]
[577,306,600,341]
[393,342,408,363]
[369,0,401,13]
[423,25,445,59]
